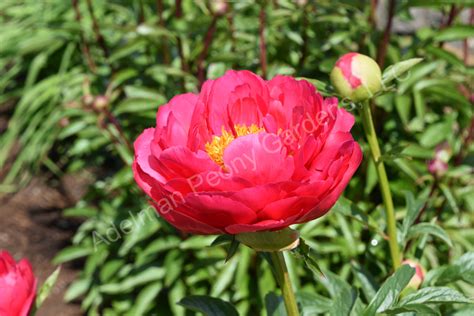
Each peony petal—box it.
[133,128,166,197]
[153,201,223,235]
[225,210,304,234]
[17,260,37,316]
[298,142,362,223]
[156,93,198,131]
[203,70,268,134]
[0,250,15,273]
[154,147,219,180]
[179,193,258,228]
[309,132,355,172]
[230,183,295,212]
[0,253,37,316]
[228,91,261,127]
[222,133,294,185]
[257,196,319,221]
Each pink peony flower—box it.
[133,70,362,235]
[0,250,37,316]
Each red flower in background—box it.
[0,251,37,316]
[133,70,362,234]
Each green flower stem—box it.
[359,101,401,270]
[270,251,300,316]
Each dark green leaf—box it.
[407,0,474,6]
[398,287,472,305]
[129,282,162,316]
[178,295,239,316]
[401,192,423,244]
[362,265,415,316]
[265,292,286,316]
[384,304,440,315]
[52,246,93,264]
[407,223,453,247]
[352,263,378,302]
[297,291,332,315]
[330,285,357,316]
[434,25,474,42]
[65,279,91,302]
[225,238,240,262]
[210,234,234,247]
[99,267,165,294]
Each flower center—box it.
[205,124,263,167]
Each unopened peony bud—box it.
[93,96,109,111]
[428,159,448,177]
[82,94,94,107]
[0,251,37,315]
[402,259,425,290]
[59,117,70,128]
[433,142,451,163]
[330,53,382,102]
[428,142,451,177]
[296,0,308,6]
[211,0,228,16]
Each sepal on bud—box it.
[236,228,300,252]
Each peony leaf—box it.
[99,267,165,294]
[292,238,324,276]
[331,287,358,316]
[265,292,286,316]
[178,295,239,316]
[434,25,474,42]
[425,252,474,286]
[34,266,61,312]
[407,223,453,247]
[52,245,92,264]
[297,292,333,315]
[351,263,379,302]
[225,238,240,262]
[382,58,423,86]
[316,269,357,316]
[362,265,415,316]
[210,234,234,247]
[332,197,382,235]
[211,258,238,297]
[408,0,474,6]
[383,304,440,315]
[128,282,162,316]
[397,287,472,306]
[400,192,424,245]
[439,183,461,214]
[64,278,91,302]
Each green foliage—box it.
[178,296,239,316]
[32,266,62,315]
[0,0,473,315]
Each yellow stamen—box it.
[205,124,263,167]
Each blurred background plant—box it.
[0,0,473,315]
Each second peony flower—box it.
[0,250,37,316]
[133,70,362,234]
